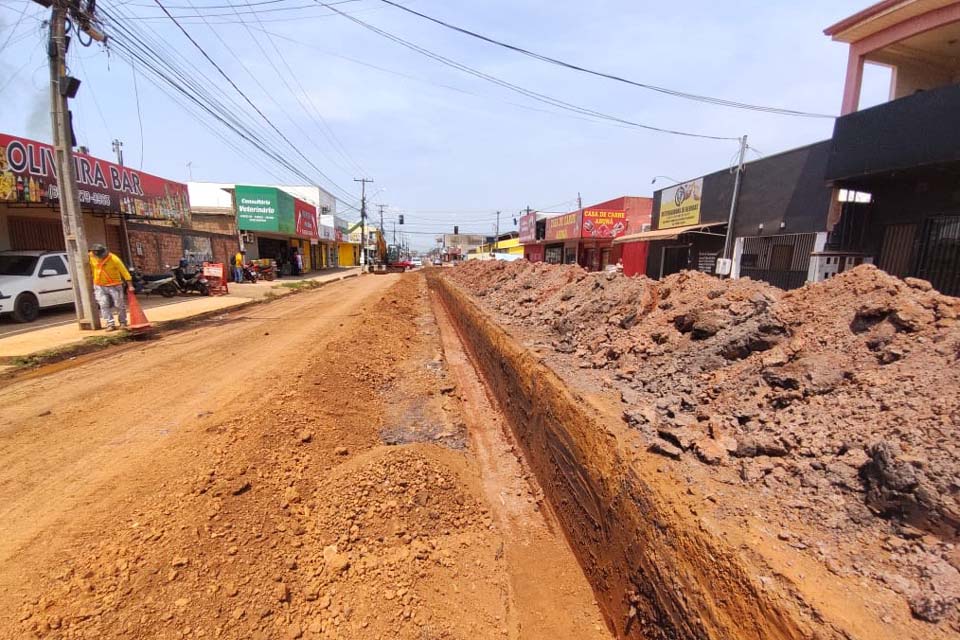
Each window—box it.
[838,189,872,204]
[0,255,39,276]
[39,255,68,276]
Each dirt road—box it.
[0,273,610,639]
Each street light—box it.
[651,175,681,185]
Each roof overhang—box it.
[613,222,725,244]
[824,0,956,42]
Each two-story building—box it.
[824,0,960,295]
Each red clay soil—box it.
[445,260,960,633]
[2,274,610,640]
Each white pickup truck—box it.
[0,250,75,323]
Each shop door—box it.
[600,248,611,270]
[660,245,690,278]
[8,216,64,250]
[878,223,917,278]
[583,249,596,271]
[915,215,960,296]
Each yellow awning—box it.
[613,222,725,244]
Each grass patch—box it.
[275,279,323,291]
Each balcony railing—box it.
[825,83,960,182]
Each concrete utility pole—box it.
[721,135,749,271]
[354,178,373,270]
[48,2,100,329]
[494,210,500,255]
[112,139,134,266]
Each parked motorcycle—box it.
[255,261,276,281]
[171,262,211,296]
[242,263,259,283]
[131,267,178,298]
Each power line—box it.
[0,0,31,55]
[124,0,354,9]
[131,60,145,168]
[112,0,356,19]
[230,0,368,177]
[102,5,326,186]
[314,0,738,142]
[145,0,363,203]
[376,0,835,119]
[104,1,341,191]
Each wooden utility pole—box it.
[48,2,100,329]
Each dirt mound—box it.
[10,276,520,640]
[446,260,960,628]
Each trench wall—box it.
[430,273,832,640]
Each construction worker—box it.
[89,243,132,331]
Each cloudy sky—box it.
[0,0,891,248]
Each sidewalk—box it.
[0,268,360,363]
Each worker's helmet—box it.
[90,243,108,258]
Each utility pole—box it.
[721,135,749,275]
[354,178,373,270]
[494,210,500,256]
[377,203,387,259]
[48,2,101,330]
[112,139,134,267]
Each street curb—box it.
[0,271,363,373]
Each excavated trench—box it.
[429,271,825,640]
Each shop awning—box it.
[613,222,725,244]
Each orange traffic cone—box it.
[126,288,152,331]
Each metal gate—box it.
[877,223,917,278]
[915,215,960,296]
[8,215,65,251]
[738,233,816,290]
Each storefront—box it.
[235,185,319,275]
[615,178,727,279]
[519,210,545,262]
[337,232,358,266]
[537,197,652,270]
[318,223,337,268]
[543,212,580,265]
[578,197,652,271]
[0,132,193,270]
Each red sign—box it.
[581,209,628,239]
[545,211,581,242]
[293,198,319,240]
[0,132,190,223]
[518,211,538,243]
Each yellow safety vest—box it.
[90,253,131,287]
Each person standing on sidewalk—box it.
[89,243,132,331]
[233,249,245,283]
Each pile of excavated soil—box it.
[446,260,960,630]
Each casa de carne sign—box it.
[0,133,190,223]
